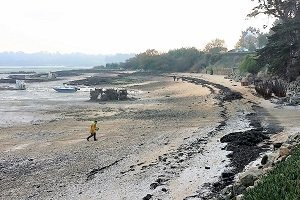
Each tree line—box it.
[115,47,250,73]
[106,0,299,82]
[249,0,300,81]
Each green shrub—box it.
[239,55,261,74]
[244,146,300,200]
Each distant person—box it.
[87,120,98,141]
[173,75,176,81]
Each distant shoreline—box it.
[0,65,93,73]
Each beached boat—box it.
[53,85,78,93]
[0,80,26,91]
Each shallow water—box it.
[0,76,92,127]
[0,66,91,73]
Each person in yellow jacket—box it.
[87,120,98,141]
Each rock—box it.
[287,132,300,144]
[286,155,292,161]
[156,178,164,184]
[275,156,286,164]
[213,181,222,188]
[232,184,246,196]
[273,142,283,150]
[239,168,263,187]
[261,155,268,165]
[205,166,210,169]
[234,194,244,200]
[239,174,255,187]
[178,153,184,157]
[279,146,290,157]
[246,185,255,192]
[219,194,232,200]
[161,188,167,192]
[221,171,235,181]
[262,167,273,173]
[221,185,233,195]
[263,152,279,168]
[143,194,153,200]
[150,182,159,190]
[254,179,261,187]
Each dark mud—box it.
[182,77,243,102]
[68,71,159,86]
[86,158,124,181]
[220,128,270,173]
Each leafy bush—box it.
[244,146,300,200]
[239,55,261,74]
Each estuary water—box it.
[0,65,91,73]
[0,66,94,127]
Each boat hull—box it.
[53,87,78,93]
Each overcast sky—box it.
[0,0,274,54]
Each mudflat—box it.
[0,73,299,200]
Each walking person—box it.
[173,75,176,81]
[87,120,98,141]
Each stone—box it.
[263,152,279,168]
[279,146,290,157]
[232,184,246,196]
[263,167,273,173]
[261,155,268,165]
[287,132,300,144]
[235,194,244,200]
[254,179,261,187]
[286,155,292,161]
[239,168,263,187]
[246,185,255,192]
[143,194,153,200]
[221,171,234,179]
[275,156,286,164]
[156,178,164,184]
[239,174,255,187]
[221,185,233,195]
[273,142,283,150]
[150,182,159,190]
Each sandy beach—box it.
[0,72,299,200]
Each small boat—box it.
[0,80,26,91]
[53,85,79,93]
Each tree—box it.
[249,0,300,80]
[204,39,228,53]
[256,32,269,49]
[257,20,300,79]
[248,0,300,22]
[235,27,269,51]
[239,55,260,74]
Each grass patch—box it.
[243,146,300,200]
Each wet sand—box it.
[0,73,299,200]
